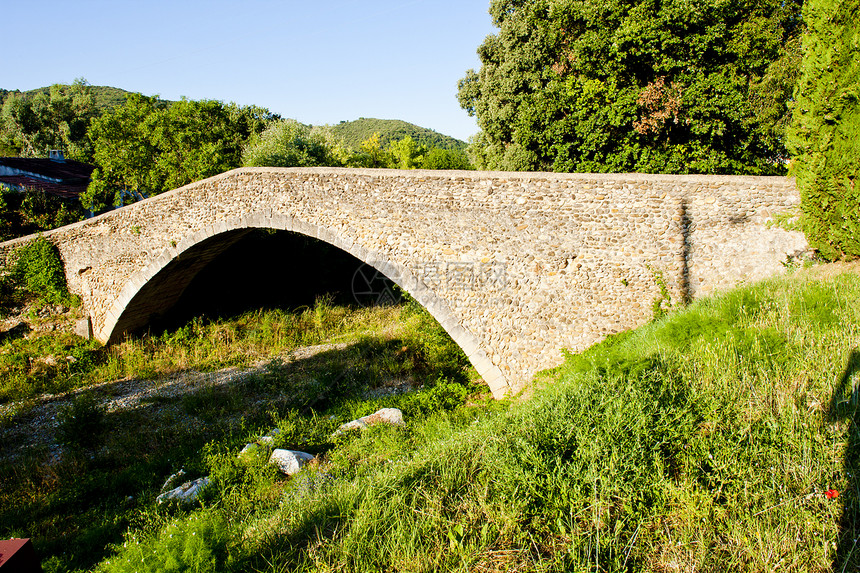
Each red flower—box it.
[825,489,840,499]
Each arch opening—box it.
[101,216,509,397]
[139,229,389,335]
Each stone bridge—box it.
[0,168,807,398]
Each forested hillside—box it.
[1,84,139,113]
[331,118,466,150]
[0,82,472,237]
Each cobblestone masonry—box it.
[0,168,807,398]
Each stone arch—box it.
[99,212,509,397]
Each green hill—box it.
[89,85,135,110]
[1,85,156,112]
[331,118,466,151]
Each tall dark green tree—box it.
[459,0,803,174]
[787,0,860,260]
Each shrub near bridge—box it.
[1,235,76,308]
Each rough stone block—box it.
[74,317,92,340]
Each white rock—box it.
[156,477,211,505]
[363,408,404,426]
[337,419,368,433]
[74,317,93,339]
[269,449,315,476]
[335,408,404,435]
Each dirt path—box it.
[0,342,350,463]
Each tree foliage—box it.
[351,133,471,170]
[386,135,425,169]
[0,79,98,161]
[421,147,472,170]
[243,125,472,171]
[786,0,860,260]
[459,0,803,174]
[242,119,347,168]
[84,95,275,212]
[0,188,84,241]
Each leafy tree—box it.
[387,135,426,169]
[241,119,346,167]
[0,188,84,241]
[84,93,160,211]
[84,95,275,212]
[0,79,98,161]
[786,0,860,260]
[349,132,395,168]
[421,147,472,170]
[459,0,803,174]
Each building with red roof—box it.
[0,151,94,200]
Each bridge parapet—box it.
[0,168,807,397]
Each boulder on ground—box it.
[74,317,93,339]
[269,449,315,476]
[335,407,404,435]
[156,477,210,505]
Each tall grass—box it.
[0,296,479,573]
[0,297,412,403]
[92,264,860,573]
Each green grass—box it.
[0,295,459,405]
[0,296,478,572]
[3,265,860,572]
[89,264,860,573]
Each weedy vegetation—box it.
[1,264,859,572]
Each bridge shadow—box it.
[145,229,366,335]
[679,198,692,305]
[829,348,860,571]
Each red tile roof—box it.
[0,157,94,199]
[0,174,88,199]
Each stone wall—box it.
[0,167,807,397]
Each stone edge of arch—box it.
[97,212,512,399]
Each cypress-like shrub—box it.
[787,0,860,260]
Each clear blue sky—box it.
[2,0,496,141]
